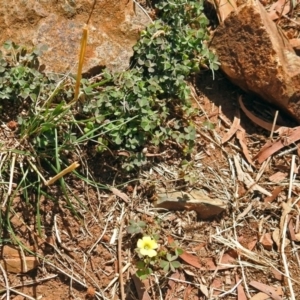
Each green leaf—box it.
[126,220,146,234]
[170,260,181,269]
[136,261,145,269]
[136,268,152,280]
[159,260,170,272]
[203,121,215,130]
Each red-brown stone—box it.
[211,0,300,122]
[0,0,149,73]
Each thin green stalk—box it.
[52,129,78,216]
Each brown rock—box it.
[154,189,226,219]
[259,232,273,250]
[211,0,300,122]
[1,245,39,273]
[0,0,150,73]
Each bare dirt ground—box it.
[1,1,300,300]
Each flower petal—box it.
[147,249,157,257]
[149,240,158,249]
[143,236,152,242]
[137,239,144,249]
[140,248,149,256]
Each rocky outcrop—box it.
[210,0,300,122]
[0,0,150,73]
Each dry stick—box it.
[6,289,35,300]
[18,245,27,273]
[72,0,96,104]
[219,279,242,298]
[104,263,131,292]
[118,217,125,300]
[132,0,154,23]
[54,214,62,244]
[270,110,279,139]
[255,157,271,182]
[153,273,163,300]
[87,218,109,255]
[45,260,108,300]
[232,213,251,298]
[0,274,57,294]
[281,13,300,26]
[45,161,80,186]
[27,160,47,185]
[277,145,299,157]
[72,24,88,104]
[281,155,296,300]
[0,263,10,300]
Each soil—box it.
[1,1,300,300]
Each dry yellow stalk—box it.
[45,162,80,186]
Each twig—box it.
[280,13,300,26]
[18,245,27,273]
[0,274,57,294]
[45,161,80,186]
[154,273,163,300]
[104,263,131,292]
[232,213,250,297]
[118,217,125,300]
[219,279,242,298]
[8,288,35,300]
[45,260,108,299]
[0,263,10,300]
[270,110,279,139]
[255,157,271,182]
[87,219,109,255]
[27,160,47,185]
[132,0,154,24]
[54,214,61,244]
[281,155,296,300]
[277,145,298,157]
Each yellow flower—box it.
[137,236,158,257]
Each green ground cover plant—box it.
[81,0,219,169]
[0,0,218,244]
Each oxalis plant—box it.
[82,0,219,170]
[127,219,183,279]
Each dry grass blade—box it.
[212,234,277,269]
[110,187,130,203]
[219,279,242,298]
[280,155,296,299]
[233,155,271,196]
[0,262,10,300]
[118,217,125,300]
